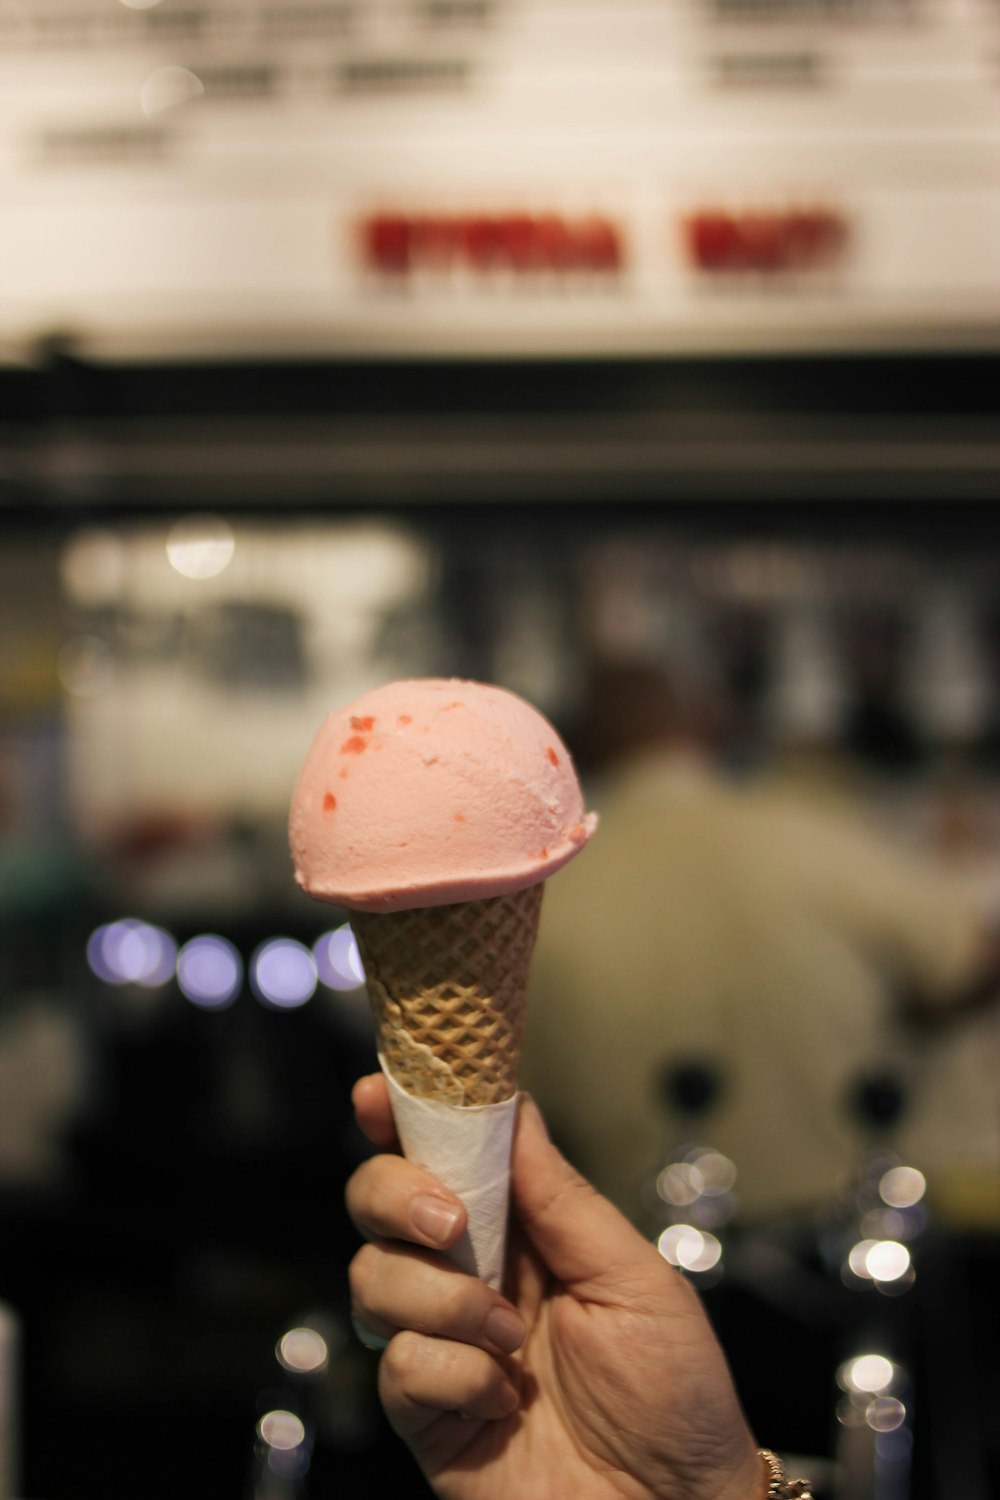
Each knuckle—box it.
[438,1275,477,1329]
[344,1161,377,1222]
[348,1241,380,1302]
[380,1328,422,1383]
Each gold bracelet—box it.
[757,1449,814,1499]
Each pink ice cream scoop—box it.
[289,677,596,913]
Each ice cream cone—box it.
[289,677,596,1288]
[351,883,544,1288]
[351,883,543,1108]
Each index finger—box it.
[352,1072,399,1150]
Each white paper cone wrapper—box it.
[381,1059,517,1291]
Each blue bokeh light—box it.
[251,938,317,1010]
[177,934,243,1009]
[86,918,177,987]
[313,925,366,991]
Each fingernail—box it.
[410,1194,461,1246]
[484,1305,525,1353]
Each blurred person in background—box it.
[523,656,1000,1227]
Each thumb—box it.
[511,1095,662,1294]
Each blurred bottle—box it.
[766,602,849,752]
[902,587,990,762]
[829,1073,920,1500]
[819,1070,927,1294]
[639,1058,737,1286]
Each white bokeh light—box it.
[867,1396,907,1432]
[840,1354,895,1394]
[847,1238,878,1279]
[258,1410,305,1451]
[657,1224,723,1273]
[865,1241,911,1283]
[166,516,234,579]
[656,1163,704,1207]
[879,1166,926,1209]
[680,1230,722,1273]
[276,1327,329,1375]
[690,1149,737,1195]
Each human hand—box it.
[346,1073,763,1500]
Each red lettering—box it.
[686,206,848,273]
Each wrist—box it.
[696,1442,767,1500]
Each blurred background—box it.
[1,1,999,1497]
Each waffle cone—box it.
[351,883,543,1107]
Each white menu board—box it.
[1,0,999,360]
